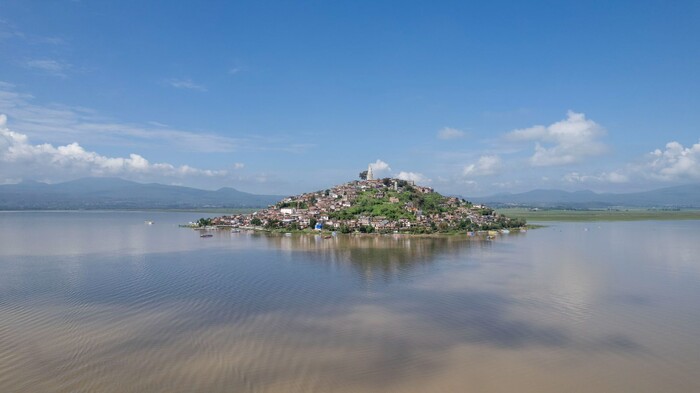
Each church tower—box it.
[366,164,374,181]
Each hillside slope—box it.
[213,178,525,233]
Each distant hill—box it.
[471,184,700,209]
[0,177,283,210]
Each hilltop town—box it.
[204,167,525,235]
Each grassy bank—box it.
[498,208,700,222]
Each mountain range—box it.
[2,178,699,210]
[0,178,282,210]
[470,184,700,209]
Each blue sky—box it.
[1,1,699,196]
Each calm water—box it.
[1,212,699,392]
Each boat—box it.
[500,229,510,234]
[144,220,154,225]
[200,234,213,238]
[231,228,241,233]
[323,235,332,239]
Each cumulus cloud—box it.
[463,155,502,177]
[369,159,391,175]
[507,111,607,166]
[165,78,207,91]
[645,140,700,181]
[396,171,430,184]
[437,127,465,140]
[364,160,430,184]
[559,139,700,186]
[233,162,245,169]
[0,114,227,182]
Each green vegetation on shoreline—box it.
[498,208,700,222]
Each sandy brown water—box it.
[1,211,699,392]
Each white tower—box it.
[367,164,374,181]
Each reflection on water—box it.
[0,212,699,392]
[264,234,499,282]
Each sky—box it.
[1,0,699,196]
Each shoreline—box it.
[186,224,533,238]
[497,208,700,222]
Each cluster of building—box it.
[209,170,524,233]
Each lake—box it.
[1,211,699,392]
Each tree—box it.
[197,218,212,227]
[359,225,374,233]
[265,219,280,229]
[359,170,368,180]
[251,217,262,226]
[309,218,317,228]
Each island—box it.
[196,170,526,236]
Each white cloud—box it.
[396,171,430,184]
[563,171,629,184]
[233,162,245,169]
[147,121,169,127]
[369,159,391,175]
[437,127,465,140]
[0,114,228,182]
[556,139,700,188]
[507,111,607,166]
[463,155,502,177]
[645,140,700,181]
[566,139,700,187]
[490,180,523,190]
[603,172,629,183]
[0,82,244,152]
[24,59,71,78]
[0,82,318,156]
[165,78,207,91]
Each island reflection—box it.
[258,233,500,280]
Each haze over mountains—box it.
[1,177,699,210]
[0,178,282,210]
[471,184,700,209]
